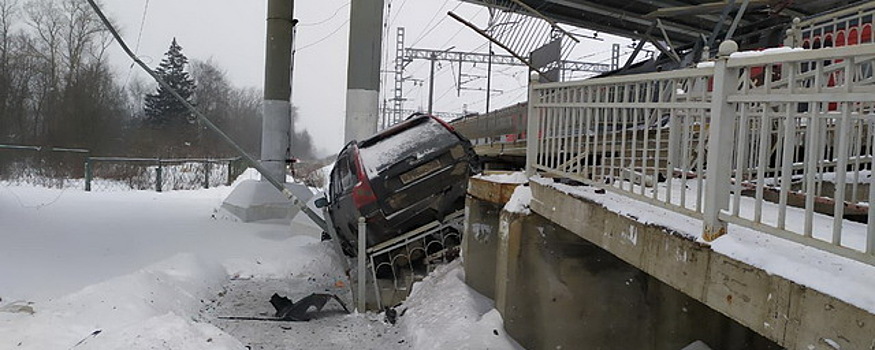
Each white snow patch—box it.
[0,254,242,349]
[399,260,523,350]
[474,171,529,184]
[696,61,715,68]
[533,176,701,240]
[358,121,445,178]
[823,338,841,349]
[503,185,532,215]
[729,46,806,58]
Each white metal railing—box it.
[527,42,875,266]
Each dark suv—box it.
[324,115,480,255]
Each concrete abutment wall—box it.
[463,177,875,349]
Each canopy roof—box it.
[463,0,869,47]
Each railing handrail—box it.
[527,40,875,266]
[532,65,715,89]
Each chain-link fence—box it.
[85,157,246,192]
[1,144,246,192]
[0,144,90,188]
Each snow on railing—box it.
[527,41,875,266]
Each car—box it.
[321,114,480,256]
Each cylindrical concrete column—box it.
[261,0,293,181]
[344,0,384,143]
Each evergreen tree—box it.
[144,38,196,127]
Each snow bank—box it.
[0,254,243,350]
[399,260,523,350]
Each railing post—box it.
[155,159,163,193]
[204,160,211,189]
[356,216,367,312]
[702,40,739,241]
[525,71,541,178]
[84,157,92,192]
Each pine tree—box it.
[144,38,196,127]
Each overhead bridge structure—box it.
[451,1,875,349]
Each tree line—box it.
[0,0,314,162]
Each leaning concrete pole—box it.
[262,0,293,181]
[344,0,384,143]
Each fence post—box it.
[702,40,739,241]
[84,157,92,192]
[204,161,211,189]
[226,159,234,186]
[156,159,163,192]
[356,216,367,312]
[525,71,541,178]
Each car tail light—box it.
[352,148,377,208]
[352,180,377,208]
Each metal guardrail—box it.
[527,42,875,266]
[352,210,464,310]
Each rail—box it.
[527,41,875,266]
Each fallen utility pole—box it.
[85,0,327,231]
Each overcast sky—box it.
[103,0,634,156]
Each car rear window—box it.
[358,119,455,178]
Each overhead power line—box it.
[299,2,350,27]
[297,19,350,51]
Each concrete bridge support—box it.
[464,176,875,349]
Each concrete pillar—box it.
[344,0,384,143]
[261,0,293,181]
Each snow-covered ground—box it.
[0,171,521,349]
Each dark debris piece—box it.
[219,293,351,322]
[384,307,398,325]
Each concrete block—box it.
[640,225,712,301]
[468,176,522,204]
[702,254,791,342]
[785,286,875,350]
[462,196,501,299]
[221,179,313,222]
[495,210,525,317]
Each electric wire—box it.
[123,0,151,88]
[411,1,464,48]
[298,2,350,27]
[133,0,150,54]
[297,19,350,51]
[410,0,450,46]
[388,0,408,27]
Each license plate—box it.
[400,159,441,184]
